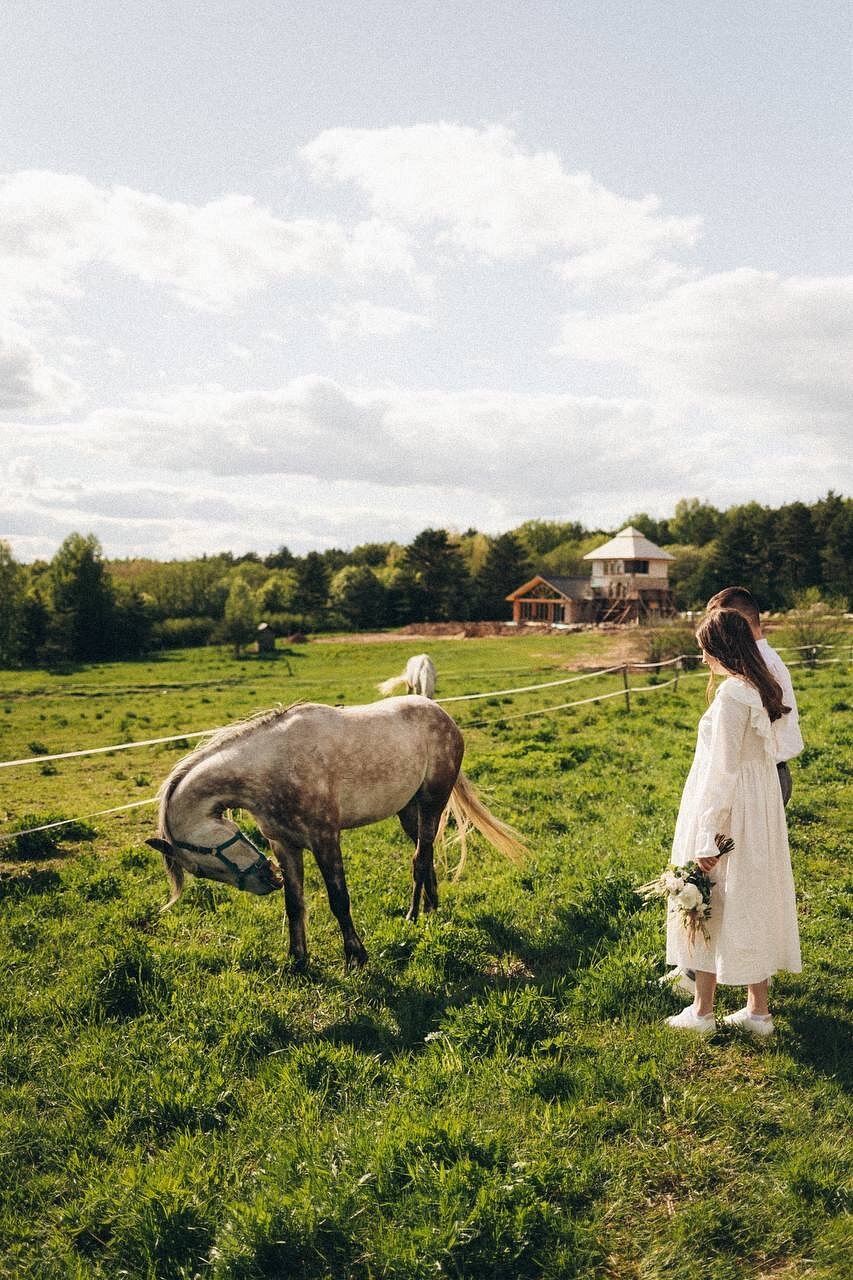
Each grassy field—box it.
[0,631,850,1279]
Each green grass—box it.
[0,633,851,1279]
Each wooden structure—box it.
[506,527,677,625]
[256,622,276,653]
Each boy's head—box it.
[705,586,761,636]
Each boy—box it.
[705,586,803,804]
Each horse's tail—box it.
[440,770,527,881]
[377,671,407,695]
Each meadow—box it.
[0,631,850,1279]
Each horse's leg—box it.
[313,832,368,968]
[406,799,443,922]
[397,799,425,922]
[270,838,307,965]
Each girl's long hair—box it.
[696,608,790,722]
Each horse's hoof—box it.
[345,949,369,970]
[405,908,419,924]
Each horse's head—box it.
[147,831,282,902]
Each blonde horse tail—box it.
[377,671,407,695]
[442,770,527,881]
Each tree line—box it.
[0,493,849,667]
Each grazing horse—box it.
[377,652,437,699]
[146,696,524,967]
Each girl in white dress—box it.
[665,609,801,1036]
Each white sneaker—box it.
[722,1008,775,1038]
[658,967,696,997]
[665,1007,716,1035]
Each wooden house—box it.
[506,526,677,625]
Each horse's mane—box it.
[155,702,302,835]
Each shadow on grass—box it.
[294,873,650,1058]
[784,1002,852,1089]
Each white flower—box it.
[676,883,703,911]
[663,873,684,893]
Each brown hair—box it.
[696,608,790,722]
[705,585,761,629]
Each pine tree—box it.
[474,532,533,620]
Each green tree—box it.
[256,569,298,614]
[47,533,118,661]
[220,575,258,655]
[292,551,331,616]
[328,565,387,630]
[403,529,470,621]
[132,557,230,619]
[0,541,25,667]
[770,502,822,600]
[812,491,853,607]
[669,498,722,547]
[378,565,420,626]
[349,542,394,568]
[668,544,719,610]
[474,532,532,620]
[264,545,296,569]
[111,581,155,656]
[621,512,672,544]
[514,519,587,557]
[711,504,775,607]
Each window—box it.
[623,559,649,574]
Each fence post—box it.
[674,657,680,690]
[622,664,631,712]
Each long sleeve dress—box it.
[665,677,801,985]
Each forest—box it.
[1,493,850,667]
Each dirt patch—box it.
[311,621,651,667]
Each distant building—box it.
[506,527,677,625]
[256,622,276,652]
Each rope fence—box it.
[0,645,847,846]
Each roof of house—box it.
[506,574,590,601]
[583,526,675,562]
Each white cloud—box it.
[74,376,652,499]
[323,299,433,340]
[557,269,853,438]
[0,170,421,313]
[301,122,701,287]
[0,317,83,415]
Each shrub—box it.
[642,624,700,668]
[153,616,217,648]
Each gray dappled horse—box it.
[147,696,524,967]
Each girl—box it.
[665,608,801,1036]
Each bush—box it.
[785,589,847,667]
[642,623,700,668]
[153,616,217,648]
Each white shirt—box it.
[758,637,804,763]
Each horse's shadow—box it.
[298,892,640,1057]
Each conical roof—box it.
[583,526,675,561]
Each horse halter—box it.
[172,830,273,890]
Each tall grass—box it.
[0,636,850,1278]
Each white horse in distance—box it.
[377,653,437,699]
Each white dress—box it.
[665,678,801,985]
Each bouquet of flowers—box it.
[636,835,734,947]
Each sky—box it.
[1,0,850,562]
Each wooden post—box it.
[674,657,680,690]
[622,664,631,712]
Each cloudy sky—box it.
[1,0,850,561]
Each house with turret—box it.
[506,526,677,625]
